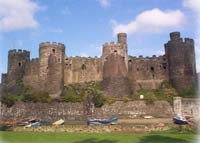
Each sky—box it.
[0,0,200,82]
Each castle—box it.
[1,32,197,98]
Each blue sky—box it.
[0,0,200,82]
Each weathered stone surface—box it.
[173,97,200,120]
[1,32,197,97]
[0,101,173,122]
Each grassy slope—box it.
[0,131,199,143]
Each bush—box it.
[135,81,178,105]
[62,95,82,103]
[22,91,52,103]
[92,93,106,108]
[1,93,16,107]
[180,85,197,97]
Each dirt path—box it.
[118,118,172,125]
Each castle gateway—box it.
[1,32,197,98]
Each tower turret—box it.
[165,32,197,93]
[39,42,65,98]
[7,49,30,82]
[117,33,127,44]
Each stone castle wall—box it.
[128,55,169,92]
[173,97,200,120]
[1,32,197,97]
[64,57,103,84]
[0,100,173,122]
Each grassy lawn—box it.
[0,131,199,143]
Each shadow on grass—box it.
[139,135,189,143]
[72,138,117,143]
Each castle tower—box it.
[165,32,197,93]
[102,33,131,97]
[7,49,30,83]
[117,33,127,44]
[39,42,65,98]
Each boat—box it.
[17,119,40,126]
[52,119,65,125]
[173,116,188,125]
[87,117,118,125]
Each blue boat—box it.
[173,116,188,125]
[87,117,118,125]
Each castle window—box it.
[114,50,117,53]
[150,67,154,72]
[52,49,55,53]
[58,58,60,62]
[128,60,132,64]
[152,74,155,79]
[18,62,21,67]
[163,63,167,69]
[81,64,86,70]
[137,68,139,71]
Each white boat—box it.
[53,119,65,125]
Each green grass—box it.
[0,131,199,143]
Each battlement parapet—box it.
[31,58,39,62]
[129,54,166,60]
[8,49,30,56]
[39,42,65,49]
[67,56,101,60]
[184,38,194,46]
[103,42,121,47]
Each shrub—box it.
[1,93,16,107]
[92,93,106,108]
[62,95,82,103]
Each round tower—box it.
[169,32,180,41]
[117,33,127,44]
[165,32,197,93]
[39,42,65,98]
[7,49,30,82]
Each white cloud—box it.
[0,0,40,32]
[112,8,185,35]
[97,0,111,8]
[183,0,200,12]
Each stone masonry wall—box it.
[173,97,200,120]
[0,101,173,122]
[64,57,103,84]
[128,55,169,93]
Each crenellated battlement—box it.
[31,58,39,62]
[39,42,65,49]
[184,38,194,46]
[130,55,165,60]
[8,49,30,56]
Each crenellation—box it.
[184,38,194,46]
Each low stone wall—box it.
[0,102,85,122]
[92,101,172,118]
[0,101,173,122]
[173,97,200,119]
